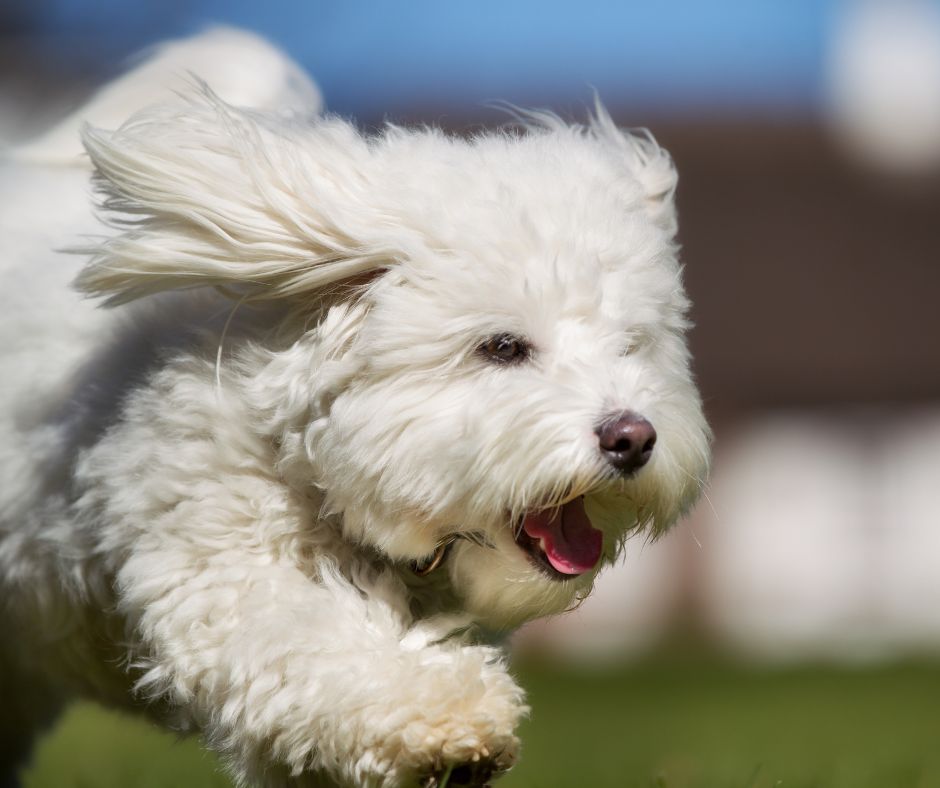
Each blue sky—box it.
[41,0,835,117]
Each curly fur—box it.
[0,28,709,788]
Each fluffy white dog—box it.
[0,29,710,788]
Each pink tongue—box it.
[522,498,603,575]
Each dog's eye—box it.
[478,333,531,365]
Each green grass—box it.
[507,657,940,788]
[20,657,940,788]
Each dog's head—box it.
[81,89,710,629]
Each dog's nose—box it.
[596,412,657,474]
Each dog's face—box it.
[303,123,710,628]
[81,92,710,629]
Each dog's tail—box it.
[10,27,321,166]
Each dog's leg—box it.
[72,361,526,787]
[0,646,63,788]
[112,489,525,788]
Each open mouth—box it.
[514,496,604,581]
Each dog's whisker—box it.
[214,291,250,395]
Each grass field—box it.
[20,656,940,788]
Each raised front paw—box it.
[420,748,516,787]
[389,689,522,788]
[343,648,526,788]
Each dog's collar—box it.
[411,538,456,576]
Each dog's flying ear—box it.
[588,99,678,236]
[77,86,405,306]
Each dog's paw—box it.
[338,647,525,787]
[396,714,520,788]
[419,750,515,787]
[363,694,521,787]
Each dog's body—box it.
[0,30,709,788]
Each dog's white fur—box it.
[0,29,709,788]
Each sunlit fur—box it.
[0,29,709,788]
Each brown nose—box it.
[596,412,657,475]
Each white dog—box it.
[0,29,710,788]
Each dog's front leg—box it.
[116,513,525,787]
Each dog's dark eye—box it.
[478,333,531,365]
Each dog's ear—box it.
[588,99,678,236]
[77,86,404,306]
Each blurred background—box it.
[3,1,940,787]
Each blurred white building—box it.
[703,411,940,661]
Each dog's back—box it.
[0,29,322,782]
[0,25,323,572]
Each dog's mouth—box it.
[514,496,604,581]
